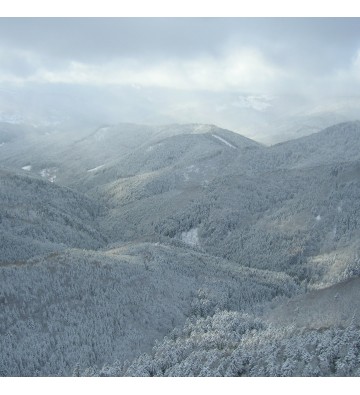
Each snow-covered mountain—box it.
[1,120,360,376]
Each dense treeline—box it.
[98,311,360,377]
[0,243,298,376]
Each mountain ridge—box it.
[1,119,360,376]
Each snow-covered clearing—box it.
[22,165,32,171]
[181,228,200,246]
[40,168,57,182]
[87,164,105,172]
[212,134,236,149]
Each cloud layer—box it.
[1,18,360,141]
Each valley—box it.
[1,120,360,376]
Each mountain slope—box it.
[0,242,298,376]
[0,168,106,262]
[265,121,360,171]
[265,275,360,329]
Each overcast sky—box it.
[1,18,360,140]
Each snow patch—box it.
[337,206,342,213]
[212,134,236,149]
[183,165,199,182]
[22,165,32,171]
[194,125,213,133]
[146,142,163,152]
[40,168,57,183]
[87,164,105,172]
[316,215,321,221]
[181,228,199,246]
[0,142,5,147]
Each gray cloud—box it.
[1,18,360,141]
[0,18,359,68]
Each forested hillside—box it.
[1,121,360,376]
[0,168,106,262]
[0,243,297,376]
